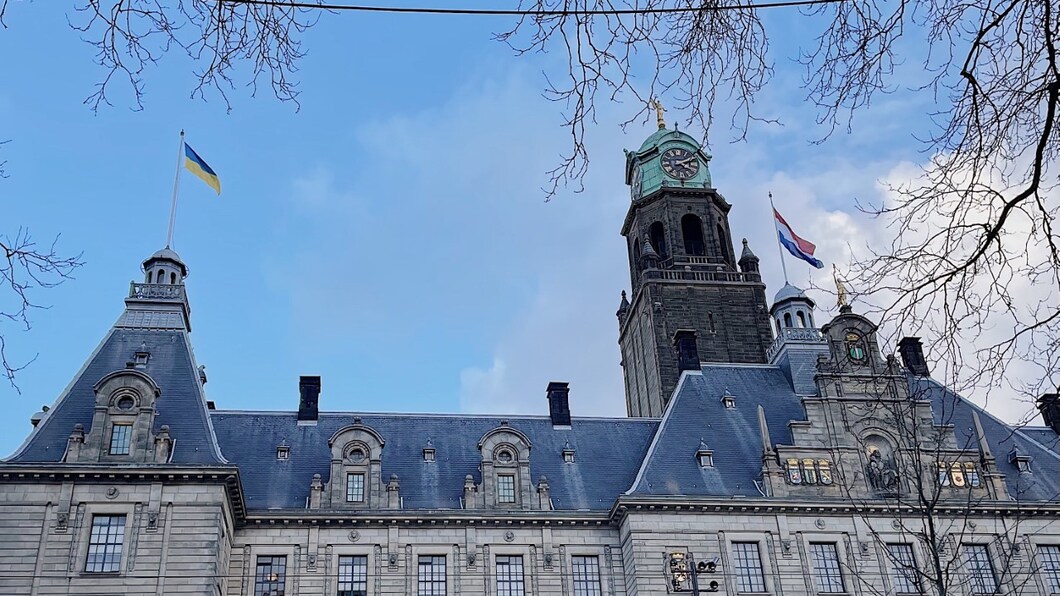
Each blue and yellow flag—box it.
[183,143,221,195]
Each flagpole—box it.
[165,130,185,249]
[769,192,790,284]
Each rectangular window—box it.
[497,474,516,504]
[571,556,602,596]
[887,543,921,594]
[418,555,446,596]
[109,424,132,455]
[496,555,525,596]
[964,544,998,594]
[346,473,365,502]
[732,542,767,593]
[809,542,845,593]
[254,555,287,596]
[1040,545,1060,593]
[338,555,368,596]
[85,514,126,573]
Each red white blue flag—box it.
[773,209,824,269]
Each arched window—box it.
[649,222,668,258]
[157,269,165,283]
[797,311,807,327]
[681,214,706,256]
[716,224,729,262]
[146,271,153,283]
[783,313,792,327]
[170,272,177,285]
[632,238,642,261]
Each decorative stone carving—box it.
[866,448,899,493]
[154,425,173,463]
[504,530,515,542]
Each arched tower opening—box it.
[682,214,706,256]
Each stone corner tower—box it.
[616,123,773,417]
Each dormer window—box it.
[562,441,576,464]
[276,445,290,461]
[423,440,436,463]
[721,391,736,408]
[346,473,366,502]
[1009,449,1032,473]
[497,474,516,503]
[696,440,714,468]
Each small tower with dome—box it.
[117,247,193,331]
[767,283,828,395]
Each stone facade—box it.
[2,128,1059,596]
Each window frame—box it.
[808,541,846,594]
[495,554,526,596]
[731,541,767,594]
[571,554,603,596]
[108,423,133,455]
[963,543,999,595]
[337,554,369,596]
[1037,544,1060,594]
[346,472,366,503]
[84,514,127,573]
[253,554,288,596]
[497,474,516,504]
[886,542,922,595]
[417,554,447,596]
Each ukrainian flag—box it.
[184,143,221,195]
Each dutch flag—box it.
[773,208,824,269]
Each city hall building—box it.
[2,123,1060,596]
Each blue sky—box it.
[0,2,988,456]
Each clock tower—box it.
[616,121,774,417]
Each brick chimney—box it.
[1038,392,1060,434]
[897,337,930,376]
[672,329,700,373]
[546,382,571,427]
[298,375,321,422]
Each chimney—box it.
[298,375,321,422]
[546,382,571,427]
[1038,392,1060,434]
[672,329,700,372]
[898,337,930,376]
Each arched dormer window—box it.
[326,420,390,509]
[783,313,792,327]
[797,311,807,327]
[681,214,706,256]
[473,423,537,510]
[649,222,668,258]
[67,369,163,464]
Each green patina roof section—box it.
[629,127,712,200]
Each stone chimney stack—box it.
[1038,392,1060,435]
[897,337,930,376]
[546,382,572,427]
[673,329,700,373]
[298,376,321,423]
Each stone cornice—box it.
[244,510,613,527]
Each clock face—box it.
[661,148,699,180]
[630,165,642,198]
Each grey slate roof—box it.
[628,364,807,497]
[5,328,225,466]
[911,377,1060,502]
[209,412,657,511]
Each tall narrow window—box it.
[157,269,165,283]
[109,424,132,455]
[887,543,922,594]
[965,544,998,594]
[418,555,446,596]
[797,311,807,327]
[649,222,668,258]
[784,313,793,327]
[338,555,368,596]
[731,542,766,593]
[346,473,365,502]
[1039,545,1060,593]
[254,555,287,596]
[85,514,126,573]
[496,555,525,596]
[571,555,602,596]
[717,224,729,262]
[809,542,845,593]
[681,214,706,256]
[497,474,516,504]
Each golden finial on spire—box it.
[833,264,849,310]
[652,99,666,130]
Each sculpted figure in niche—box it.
[866,447,899,492]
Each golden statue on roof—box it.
[652,99,666,129]
[833,264,849,309]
